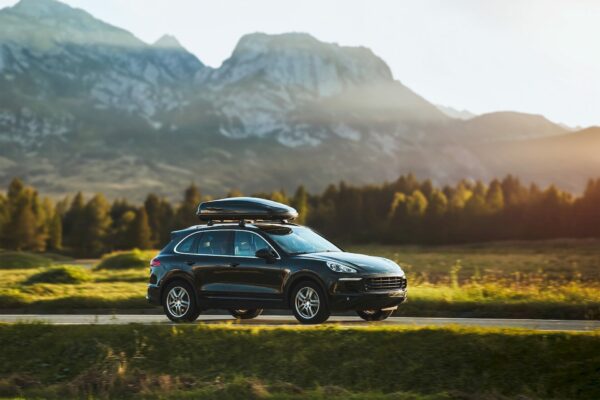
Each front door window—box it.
[234,231,271,257]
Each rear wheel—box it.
[229,309,264,320]
[356,309,394,321]
[163,281,200,323]
[291,281,330,324]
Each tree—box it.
[63,192,85,250]
[426,189,448,217]
[292,185,309,225]
[448,181,472,212]
[129,208,152,249]
[80,194,112,256]
[2,178,46,251]
[47,212,63,251]
[175,184,201,229]
[0,193,8,245]
[485,179,504,213]
[407,190,428,217]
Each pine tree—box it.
[175,184,201,229]
[486,179,504,213]
[80,194,112,256]
[63,192,85,250]
[292,185,309,225]
[130,208,152,249]
[0,193,8,246]
[47,211,63,251]
[10,202,37,250]
[3,179,46,251]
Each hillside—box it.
[0,0,596,199]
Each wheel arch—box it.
[159,270,196,305]
[284,271,328,307]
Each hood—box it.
[300,252,403,274]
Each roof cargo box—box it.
[196,197,298,221]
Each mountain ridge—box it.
[0,0,596,199]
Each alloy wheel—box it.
[295,286,320,319]
[166,286,190,318]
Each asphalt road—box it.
[1,314,598,331]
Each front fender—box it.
[283,270,329,307]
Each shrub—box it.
[0,251,53,269]
[24,266,91,285]
[95,249,155,270]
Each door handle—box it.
[230,262,240,267]
[186,261,195,266]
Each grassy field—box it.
[1,240,599,318]
[0,323,598,399]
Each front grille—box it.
[365,276,407,291]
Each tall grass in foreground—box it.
[0,324,598,399]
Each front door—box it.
[229,230,287,303]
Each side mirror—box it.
[255,248,276,262]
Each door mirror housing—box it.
[255,248,276,262]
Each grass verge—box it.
[0,324,598,399]
[0,251,53,269]
[95,250,157,270]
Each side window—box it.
[176,233,199,253]
[234,231,271,257]
[197,231,232,255]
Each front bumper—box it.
[328,275,407,311]
[329,290,407,311]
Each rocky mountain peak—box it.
[153,34,184,49]
[10,0,73,18]
[202,32,393,97]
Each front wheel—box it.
[291,281,330,324]
[356,309,394,321]
[163,281,200,323]
[229,309,264,320]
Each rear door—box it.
[185,230,237,299]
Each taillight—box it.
[150,258,161,267]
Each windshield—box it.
[263,226,341,255]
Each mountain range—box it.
[0,0,598,200]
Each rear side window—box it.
[197,231,233,256]
[176,233,200,253]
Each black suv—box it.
[147,197,407,324]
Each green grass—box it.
[0,240,599,318]
[348,238,600,284]
[0,324,598,399]
[0,251,54,269]
[0,266,149,310]
[95,249,157,270]
[24,266,91,285]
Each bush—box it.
[0,251,53,269]
[95,249,156,270]
[24,266,91,285]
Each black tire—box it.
[291,281,330,324]
[162,280,200,323]
[229,309,264,320]
[356,309,395,321]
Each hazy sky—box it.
[2,0,598,127]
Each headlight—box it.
[326,261,357,273]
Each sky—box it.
[1,0,598,127]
